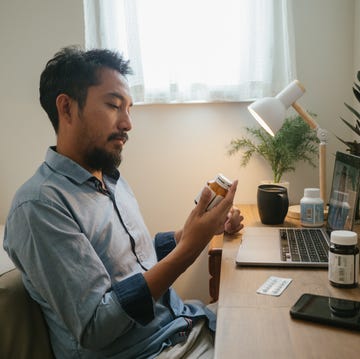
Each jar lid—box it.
[304,188,320,198]
[215,173,232,189]
[330,230,358,245]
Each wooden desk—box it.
[214,204,360,359]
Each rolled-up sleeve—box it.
[154,232,177,261]
[112,273,154,326]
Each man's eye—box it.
[108,103,119,109]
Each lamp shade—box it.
[248,80,306,136]
[248,97,286,136]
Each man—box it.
[4,46,243,358]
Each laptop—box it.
[236,151,360,267]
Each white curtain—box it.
[83,0,296,104]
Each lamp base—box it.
[287,204,328,220]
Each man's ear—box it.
[56,94,74,125]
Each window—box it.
[84,0,296,104]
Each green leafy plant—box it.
[228,114,319,183]
[336,70,360,156]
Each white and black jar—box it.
[328,230,359,288]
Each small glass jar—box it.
[195,173,232,210]
[328,230,359,288]
[300,188,324,227]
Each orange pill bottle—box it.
[195,173,232,210]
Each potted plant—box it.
[336,70,360,156]
[228,114,319,184]
[336,70,360,219]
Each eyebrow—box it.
[107,92,133,107]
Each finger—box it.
[227,207,240,221]
[227,180,238,199]
[215,180,238,213]
[209,191,238,231]
[225,215,244,233]
[224,205,243,233]
[194,186,213,214]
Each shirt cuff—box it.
[112,273,154,326]
[154,232,177,261]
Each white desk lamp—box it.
[248,80,327,214]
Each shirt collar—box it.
[45,146,120,185]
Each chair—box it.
[0,268,55,359]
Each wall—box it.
[0,0,84,222]
[0,0,358,303]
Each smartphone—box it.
[290,293,360,331]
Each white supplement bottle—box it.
[300,188,324,227]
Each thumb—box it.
[195,186,213,213]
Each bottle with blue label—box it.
[300,188,324,227]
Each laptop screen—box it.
[326,151,360,233]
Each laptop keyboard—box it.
[280,228,329,263]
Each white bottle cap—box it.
[330,230,358,245]
[304,188,320,198]
[215,173,232,190]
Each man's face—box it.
[72,68,133,174]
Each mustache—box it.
[108,132,129,143]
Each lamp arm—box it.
[292,102,318,130]
[319,142,327,203]
[292,101,327,203]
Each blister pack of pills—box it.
[257,276,292,296]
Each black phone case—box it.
[290,293,360,331]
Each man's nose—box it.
[117,111,132,132]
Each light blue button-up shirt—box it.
[4,147,215,359]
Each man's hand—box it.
[224,206,244,235]
[144,180,242,300]
[174,187,244,243]
[177,180,238,257]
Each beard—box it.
[83,131,128,176]
[84,147,122,176]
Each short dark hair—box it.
[39,46,132,133]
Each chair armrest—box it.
[208,234,223,303]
